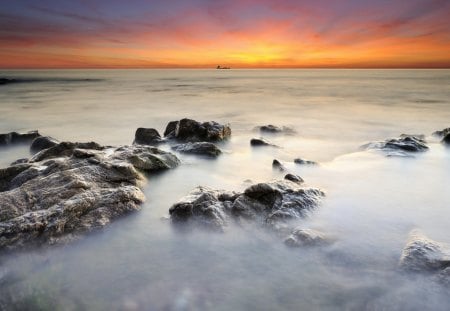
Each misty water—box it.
[0,69,449,310]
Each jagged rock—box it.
[284,174,303,184]
[284,228,329,247]
[442,133,450,145]
[272,159,286,171]
[0,131,40,147]
[0,143,179,251]
[294,158,318,165]
[399,230,450,272]
[363,135,428,157]
[172,142,222,157]
[257,125,295,134]
[10,158,28,166]
[170,180,324,233]
[163,118,231,142]
[30,136,59,154]
[433,128,450,137]
[133,128,163,145]
[250,138,277,147]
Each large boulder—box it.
[30,136,59,154]
[172,142,222,157]
[0,142,179,251]
[399,230,450,272]
[363,134,428,157]
[169,180,324,233]
[133,128,163,145]
[0,131,40,147]
[163,118,231,142]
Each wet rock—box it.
[250,138,277,147]
[272,159,286,171]
[30,136,59,154]
[284,228,328,247]
[172,142,222,157]
[0,131,40,147]
[399,230,450,272]
[133,128,163,145]
[0,143,179,250]
[164,118,231,142]
[436,267,450,287]
[257,125,296,134]
[442,133,450,145]
[170,180,324,234]
[10,158,28,166]
[294,158,318,165]
[363,135,428,157]
[433,127,450,137]
[284,174,303,184]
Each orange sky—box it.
[1,0,449,68]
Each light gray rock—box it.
[164,118,231,142]
[284,228,329,247]
[172,142,222,157]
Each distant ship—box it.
[216,65,230,69]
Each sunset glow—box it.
[1,0,449,68]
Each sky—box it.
[0,0,449,68]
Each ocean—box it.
[1,69,449,310]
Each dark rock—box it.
[0,143,179,250]
[284,174,303,184]
[363,135,428,157]
[272,159,286,171]
[30,136,59,154]
[284,228,329,247]
[433,128,450,137]
[399,230,450,272]
[294,158,318,165]
[163,118,231,142]
[10,158,28,166]
[0,131,40,147]
[257,125,296,134]
[170,180,324,234]
[442,133,450,145]
[133,128,163,145]
[172,142,222,157]
[250,138,277,147]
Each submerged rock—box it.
[257,125,295,134]
[250,138,277,147]
[433,127,450,138]
[442,133,450,145]
[0,142,179,251]
[133,128,163,145]
[284,173,303,184]
[272,159,286,172]
[294,158,318,165]
[164,118,231,142]
[172,142,222,157]
[30,136,59,154]
[169,180,324,233]
[284,228,329,247]
[0,130,40,147]
[363,134,428,157]
[399,230,450,272]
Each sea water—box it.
[0,69,449,310]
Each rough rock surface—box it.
[172,142,222,157]
[30,136,59,154]
[169,180,324,233]
[133,128,163,145]
[294,158,318,165]
[257,125,295,134]
[0,131,40,147]
[164,118,231,142]
[433,127,450,138]
[284,228,328,247]
[250,138,277,147]
[363,135,428,157]
[0,142,179,251]
[399,230,450,272]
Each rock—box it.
[163,118,231,142]
[363,135,428,157]
[257,125,295,134]
[284,228,328,247]
[433,127,450,137]
[172,142,222,157]
[442,133,450,145]
[284,174,303,184]
[10,158,28,166]
[399,230,450,272]
[170,180,324,234]
[294,158,318,165]
[30,136,59,154]
[272,159,286,171]
[133,128,163,145]
[0,143,179,250]
[436,267,450,287]
[250,138,277,147]
[0,130,40,147]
